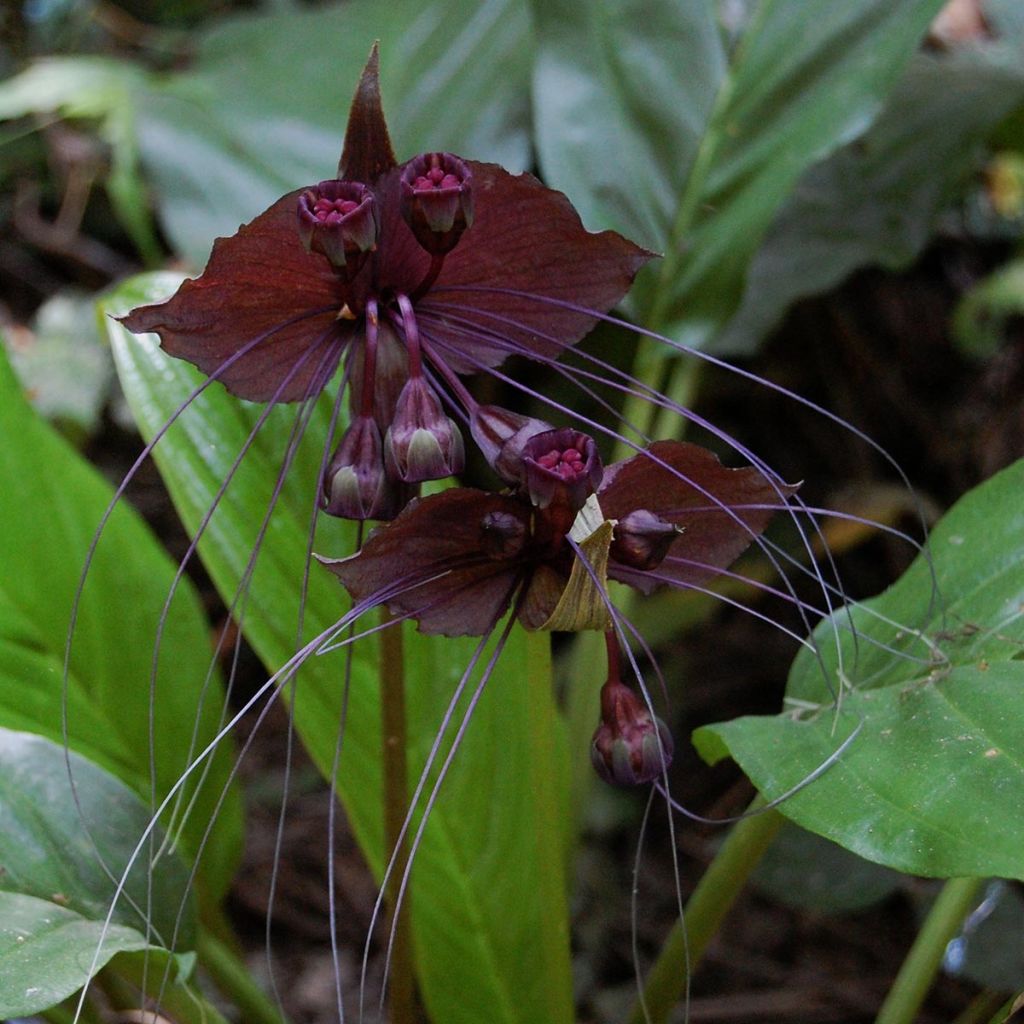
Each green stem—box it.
[875,877,984,1024]
[380,608,417,1024]
[628,801,783,1024]
[952,991,1015,1024]
[198,928,287,1024]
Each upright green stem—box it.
[628,801,783,1024]
[875,877,983,1024]
[198,928,286,1024]
[380,609,416,1024]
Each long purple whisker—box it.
[428,333,840,690]
[375,612,519,1021]
[432,286,940,607]
[151,331,341,858]
[72,610,352,1024]
[357,627,498,1020]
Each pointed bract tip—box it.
[339,42,397,183]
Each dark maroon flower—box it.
[120,46,652,520]
[321,435,796,637]
[400,152,473,254]
[297,180,378,277]
[591,676,674,788]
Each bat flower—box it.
[320,431,796,638]
[120,45,651,521]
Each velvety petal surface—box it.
[338,44,398,184]
[601,441,795,595]
[121,191,347,402]
[321,488,526,637]
[412,162,654,373]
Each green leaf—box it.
[696,458,1024,879]
[720,37,1024,354]
[0,892,149,1018]
[0,340,242,902]
[104,273,574,1024]
[0,727,196,949]
[0,728,200,1019]
[137,0,532,266]
[530,0,946,344]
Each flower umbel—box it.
[120,45,651,521]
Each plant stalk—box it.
[628,801,783,1024]
[380,608,417,1024]
[198,928,287,1024]
[875,877,984,1024]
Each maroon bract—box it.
[121,46,651,520]
[321,437,795,638]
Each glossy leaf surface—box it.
[0,728,194,1017]
[697,459,1024,879]
[0,344,242,901]
[531,0,947,347]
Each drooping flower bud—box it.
[610,509,680,571]
[297,180,378,277]
[347,321,409,427]
[400,152,474,254]
[322,416,406,521]
[519,428,602,514]
[590,678,674,788]
[469,404,552,484]
[479,510,529,560]
[384,377,465,483]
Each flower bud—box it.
[469,404,552,484]
[297,180,378,277]
[385,377,465,483]
[610,509,680,571]
[520,428,602,514]
[400,152,474,254]
[590,679,674,788]
[322,416,407,520]
[479,510,529,560]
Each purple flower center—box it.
[413,168,462,191]
[534,446,587,481]
[312,196,361,223]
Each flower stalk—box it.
[379,608,417,1024]
[875,877,984,1024]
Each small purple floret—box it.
[520,428,602,513]
[384,377,465,483]
[400,152,474,254]
[297,180,378,275]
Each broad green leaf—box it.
[0,727,196,950]
[0,342,242,902]
[137,0,532,265]
[530,0,946,346]
[720,36,1024,354]
[696,458,1024,879]
[0,892,149,1018]
[104,273,574,1024]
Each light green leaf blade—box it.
[696,458,1024,879]
[0,727,196,950]
[0,342,242,902]
[530,0,947,347]
[138,0,532,265]
[104,273,574,1024]
[0,892,149,1019]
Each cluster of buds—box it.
[301,155,477,523]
